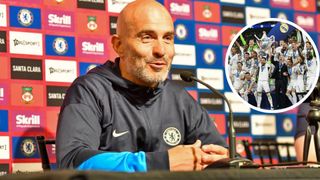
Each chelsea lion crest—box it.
[163,127,181,146]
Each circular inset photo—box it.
[225,18,320,113]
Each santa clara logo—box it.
[20,138,36,157]
[87,16,98,31]
[17,9,33,27]
[203,48,215,64]
[280,23,289,33]
[163,127,181,146]
[202,5,212,19]
[21,87,33,104]
[53,37,68,55]
[175,24,187,40]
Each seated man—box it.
[56,0,228,172]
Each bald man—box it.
[56,0,227,172]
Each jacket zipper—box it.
[140,105,152,151]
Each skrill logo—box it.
[0,88,3,99]
[45,10,74,31]
[296,14,315,31]
[16,115,40,127]
[12,111,44,131]
[82,42,104,55]
[0,84,8,105]
[167,1,192,19]
[78,38,106,57]
[196,24,220,44]
[48,14,71,26]
[170,2,191,16]
[198,28,218,40]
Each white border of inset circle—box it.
[225,18,320,114]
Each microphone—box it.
[180,71,253,168]
[180,71,194,82]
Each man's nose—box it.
[153,40,165,58]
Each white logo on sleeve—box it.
[112,129,129,137]
[163,127,181,146]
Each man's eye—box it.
[141,35,153,42]
[163,36,173,44]
[143,35,151,39]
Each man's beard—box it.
[125,55,172,86]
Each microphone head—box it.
[180,71,195,82]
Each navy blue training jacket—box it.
[56,58,227,172]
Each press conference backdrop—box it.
[0,0,319,175]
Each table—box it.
[2,168,320,180]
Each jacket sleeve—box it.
[56,79,167,172]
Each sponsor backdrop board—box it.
[0,0,318,174]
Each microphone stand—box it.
[188,76,253,168]
[303,80,320,163]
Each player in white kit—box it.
[295,56,307,101]
[256,55,274,110]
[231,62,245,92]
[286,58,298,104]
[303,41,318,92]
[239,72,257,103]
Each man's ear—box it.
[111,35,123,56]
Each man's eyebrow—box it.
[164,31,175,37]
[136,30,156,36]
[136,30,175,37]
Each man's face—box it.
[249,39,254,46]
[252,51,257,58]
[283,43,288,48]
[245,73,251,80]
[279,55,284,61]
[231,47,236,54]
[237,62,242,69]
[279,40,284,46]
[118,6,175,87]
[244,53,249,60]
[306,42,312,49]
[292,43,297,50]
[287,60,292,67]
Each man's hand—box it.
[201,144,229,168]
[168,140,229,171]
[168,140,205,171]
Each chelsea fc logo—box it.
[175,24,187,40]
[53,37,68,55]
[18,9,33,27]
[203,49,215,64]
[163,127,181,146]
[21,138,36,157]
[283,118,293,132]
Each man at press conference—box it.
[56,0,228,172]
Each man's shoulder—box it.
[74,72,111,86]
[164,80,190,96]
[67,71,113,97]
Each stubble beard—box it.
[125,55,172,86]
